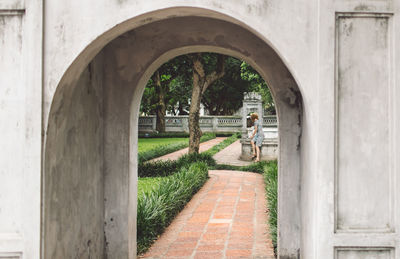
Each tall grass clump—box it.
[138,133,216,163]
[212,161,268,173]
[138,152,216,178]
[263,160,278,254]
[139,132,190,138]
[137,162,209,254]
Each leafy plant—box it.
[138,133,216,163]
[138,152,216,178]
[139,132,190,138]
[137,162,209,254]
[212,161,268,174]
[263,160,278,254]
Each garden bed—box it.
[137,162,209,254]
[138,133,216,163]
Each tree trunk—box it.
[188,54,225,153]
[154,71,166,132]
[188,82,203,153]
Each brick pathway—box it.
[151,137,227,162]
[213,140,253,167]
[141,170,275,259]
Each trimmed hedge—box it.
[139,132,190,138]
[138,132,237,138]
[138,133,216,163]
[137,162,209,254]
[138,152,216,178]
[263,160,278,255]
[211,161,267,174]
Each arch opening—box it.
[42,10,303,259]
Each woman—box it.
[250,113,264,162]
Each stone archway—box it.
[42,9,303,259]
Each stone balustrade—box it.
[138,115,277,133]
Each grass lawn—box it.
[138,177,164,195]
[138,138,189,153]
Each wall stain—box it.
[354,4,372,11]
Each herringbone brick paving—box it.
[140,170,275,259]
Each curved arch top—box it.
[44,6,305,130]
[43,11,303,259]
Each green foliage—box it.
[211,161,268,174]
[177,152,216,168]
[138,138,189,153]
[201,56,252,115]
[138,133,216,163]
[137,162,209,254]
[240,62,276,115]
[140,55,192,116]
[138,160,179,178]
[263,160,278,254]
[138,142,188,163]
[138,152,216,178]
[214,132,237,137]
[138,132,190,138]
[203,133,240,156]
[138,177,163,195]
[140,53,275,116]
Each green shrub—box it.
[263,160,278,254]
[138,142,188,163]
[137,162,209,254]
[138,160,180,178]
[211,161,268,173]
[138,133,216,163]
[139,132,190,138]
[214,132,236,137]
[138,177,163,195]
[138,152,216,178]
[177,152,216,167]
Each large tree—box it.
[188,53,225,153]
[202,57,251,115]
[141,56,192,132]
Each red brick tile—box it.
[169,241,198,250]
[227,241,253,250]
[202,232,228,241]
[213,214,233,219]
[178,231,203,238]
[196,244,225,251]
[226,249,252,257]
[194,251,223,259]
[165,248,194,257]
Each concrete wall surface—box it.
[0,0,399,259]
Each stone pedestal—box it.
[240,92,278,161]
[240,137,278,161]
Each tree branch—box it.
[202,55,225,94]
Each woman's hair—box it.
[250,113,259,121]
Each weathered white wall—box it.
[43,55,105,258]
[0,0,42,258]
[0,0,399,258]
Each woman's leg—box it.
[251,140,256,157]
[255,145,261,162]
